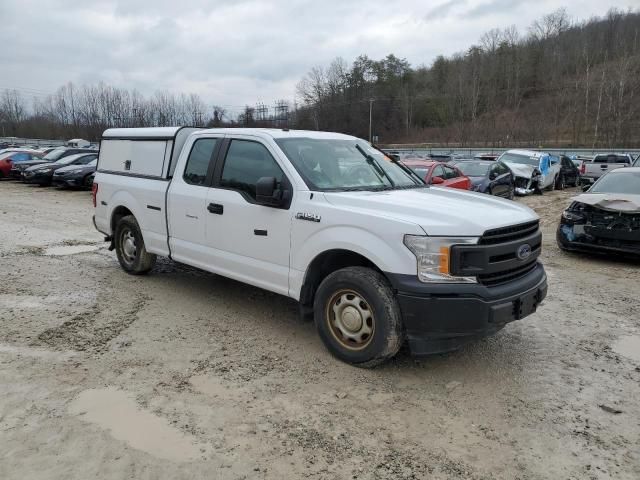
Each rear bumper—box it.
[386,263,547,355]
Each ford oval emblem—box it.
[517,244,532,260]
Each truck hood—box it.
[502,162,537,179]
[323,187,538,236]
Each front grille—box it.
[478,259,538,287]
[514,177,531,189]
[450,220,542,286]
[479,221,540,245]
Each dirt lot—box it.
[0,180,638,480]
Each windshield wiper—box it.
[371,145,425,185]
[355,144,395,187]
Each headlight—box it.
[38,168,53,173]
[403,235,479,283]
[66,169,83,174]
[561,210,584,222]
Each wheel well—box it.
[299,249,383,307]
[111,206,133,234]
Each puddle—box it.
[43,244,100,256]
[612,335,640,363]
[68,387,206,462]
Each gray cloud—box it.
[425,0,466,21]
[467,0,527,18]
[0,0,636,111]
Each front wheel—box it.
[114,215,156,275]
[555,174,565,190]
[313,266,403,367]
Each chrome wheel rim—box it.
[326,290,374,350]
[121,229,137,264]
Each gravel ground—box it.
[0,180,638,480]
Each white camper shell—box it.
[98,127,202,178]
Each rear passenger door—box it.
[204,137,292,295]
[167,136,221,268]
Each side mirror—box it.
[431,176,445,185]
[489,172,498,180]
[256,176,283,207]
[582,184,591,192]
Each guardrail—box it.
[380,146,640,158]
[0,137,66,147]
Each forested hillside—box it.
[1,8,638,146]
[295,8,640,147]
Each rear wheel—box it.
[555,174,565,190]
[114,215,156,275]
[313,266,403,367]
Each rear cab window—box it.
[183,138,218,186]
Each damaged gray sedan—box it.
[557,167,640,256]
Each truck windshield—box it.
[500,153,539,167]
[275,138,423,191]
[590,172,640,194]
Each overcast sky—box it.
[0,0,636,116]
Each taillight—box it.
[580,162,586,174]
[92,183,98,208]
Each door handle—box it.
[207,203,224,215]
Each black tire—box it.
[83,174,93,188]
[508,187,515,200]
[114,215,156,275]
[313,266,403,367]
[555,174,565,190]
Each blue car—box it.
[454,160,515,199]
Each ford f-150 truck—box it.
[93,127,547,367]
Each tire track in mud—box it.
[32,296,148,353]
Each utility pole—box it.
[368,98,374,143]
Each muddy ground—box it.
[0,180,638,480]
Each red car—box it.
[402,159,471,190]
[0,150,42,179]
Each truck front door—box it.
[204,137,292,295]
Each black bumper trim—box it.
[385,263,547,355]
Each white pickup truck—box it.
[579,153,634,185]
[93,127,547,366]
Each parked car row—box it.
[0,146,98,188]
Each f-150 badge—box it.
[296,212,321,223]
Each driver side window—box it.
[431,165,445,180]
[442,166,459,179]
[220,140,285,201]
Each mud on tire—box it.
[313,266,403,367]
[114,214,156,275]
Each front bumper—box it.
[23,171,54,184]
[557,222,640,256]
[52,175,82,187]
[386,263,547,355]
